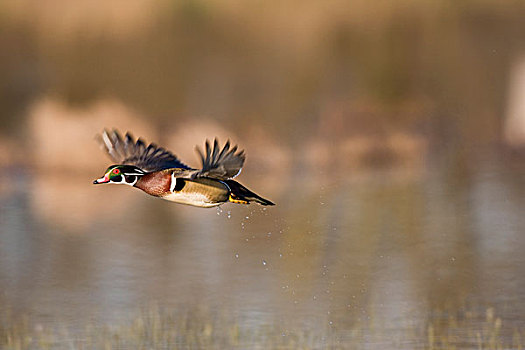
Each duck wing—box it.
[97,129,192,172]
[192,139,245,180]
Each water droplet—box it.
[451,256,456,261]
[227,211,231,219]
[245,216,249,219]
[329,321,333,325]
[235,253,239,258]
[313,295,317,300]
[262,260,267,266]
[279,253,283,258]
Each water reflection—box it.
[1,155,525,347]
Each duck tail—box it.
[225,180,275,206]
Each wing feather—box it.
[192,139,245,180]
[97,129,192,172]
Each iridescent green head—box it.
[93,165,145,186]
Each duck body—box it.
[135,170,229,207]
[93,130,274,208]
[160,178,228,208]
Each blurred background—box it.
[2,0,525,348]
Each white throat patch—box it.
[125,176,138,186]
[109,174,140,186]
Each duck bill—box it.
[93,175,110,184]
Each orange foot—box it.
[229,195,249,204]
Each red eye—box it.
[113,169,120,174]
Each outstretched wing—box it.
[192,139,245,180]
[97,129,192,172]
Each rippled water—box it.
[1,155,525,348]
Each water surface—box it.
[1,156,525,348]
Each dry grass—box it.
[1,306,523,349]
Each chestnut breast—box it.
[135,171,171,196]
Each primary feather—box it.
[97,129,191,172]
[193,139,245,180]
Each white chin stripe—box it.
[110,179,135,186]
[123,175,139,186]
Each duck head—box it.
[93,165,145,186]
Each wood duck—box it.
[93,129,274,207]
